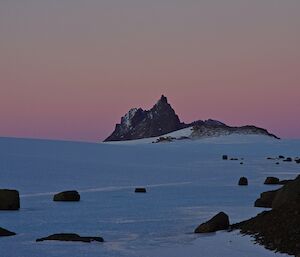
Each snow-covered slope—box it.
[0,136,299,257]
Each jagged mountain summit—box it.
[104,95,279,142]
[104,95,186,141]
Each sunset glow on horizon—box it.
[1,0,299,141]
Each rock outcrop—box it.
[238,177,248,186]
[53,191,80,202]
[264,177,280,185]
[135,188,147,193]
[272,175,300,209]
[254,189,279,208]
[36,233,104,243]
[232,175,300,255]
[194,212,230,233]
[190,124,279,139]
[0,227,16,237]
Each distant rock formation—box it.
[104,95,279,141]
[104,95,186,141]
[190,124,279,139]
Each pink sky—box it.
[1,0,299,141]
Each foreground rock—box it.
[238,177,248,186]
[0,227,16,237]
[135,188,146,193]
[254,189,279,208]
[0,189,20,210]
[36,233,104,243]
[232,201,300,255]
[272,175,300,209]
[232,175,300,255]
[53,191,80,201]
[264,177,280,185]
[194,212,230,233]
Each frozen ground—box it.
[0,135,299,257]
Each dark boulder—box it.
[222,155,228,160]
[283,157,293,162]
[135,188,146,193]
[53,191,80,201]
[295,159,300,164]
[238,177,248,186]
[278,155,285,159]
[0,189,20,210]
[230,158,239,161]
[264,177,280,185]
[0,227,16,237]
[254,189,279,208]
[194,212,230,233]
[36,233,104,243]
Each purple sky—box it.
[1,0,300,141]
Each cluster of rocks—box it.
[1,186,147,240]
[233,175,300,255]
[267,155,300,164]
[222,155,244,164]
[193,173,300,257]
[153,136,175,143]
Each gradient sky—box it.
[1,0,299,141]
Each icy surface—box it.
[0,136,299,257]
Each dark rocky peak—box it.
[104,95,185,141]
[156,95,168,105]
